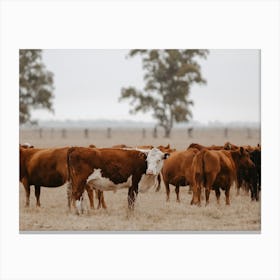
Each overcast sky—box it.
[32,49,260,124]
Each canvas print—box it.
[19,49,261,232]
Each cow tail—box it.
[67,147,75,183]
[66,147,75,208]
[196,149,207,187]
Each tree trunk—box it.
[163,109,173,138]
[164,126,171,138]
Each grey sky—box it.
[32,49,260,124]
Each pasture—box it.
[19,127,261,232]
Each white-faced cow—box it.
[67,147,169,214]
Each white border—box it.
[1,1,279,280]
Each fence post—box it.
[187,127,193,138]
[153,126,158,138]
[247,128,252,139]
[107,127,111,138]
[84,128,89,138]
[224,127,228,138]
[39,128,42,138]
[142,128,146,138]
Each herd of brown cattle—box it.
[19,141,261,214]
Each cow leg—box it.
[66,181,72,210]
[251,169,258,201]
[73,187,86,215]
[205,173,215,206]
[236,172,242,196]
[128,187,136,210]
[96,190,101,209]
[255,184,260,201]
[225,187,230,205]
[96,190,107,209]
[99,191,107,209]
[34,186,41,207]
[155,174,161,192]
[163,179,170,202]
[205,188,210,206]
[191,182,201,206]
[22,178,30,207]
[175,186,180,203]
[197,185,201,205]
[214,188,221,204]
[244,181,250,196]
[85,184,94,209]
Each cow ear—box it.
[139,153,146,160]
[163,153,170,159]
[166,144,170,149]
[224,142,231,150]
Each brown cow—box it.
[20,147,94,209]
[188,143,226,151]
[67,147,169,214]
[191,147,255,206]
[222,142,261,201]
[161,148,198,202]
[161,147,199,202]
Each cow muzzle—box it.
[146,170,155,175]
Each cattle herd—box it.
[19,141,261,216]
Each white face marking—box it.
[146,148,165,175]
[138,174,158,193]
[87,169,132,191]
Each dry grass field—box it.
[19,127,261,232]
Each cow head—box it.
[157,144,176,153]
[238,147,255,169]
[146,148,169,175]
[20,143,34,149]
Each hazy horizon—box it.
[30,49,260,124]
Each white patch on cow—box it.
[23,142,32,148]
[81,193,87,212]
[75,193,87,214]
[146,148,165,175]
[138,174,158,193]
[86,169,132,191]
[75,198,82,214]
